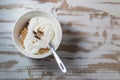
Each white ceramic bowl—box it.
[12,11,62,59]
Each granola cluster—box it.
[35,47,50,55]
[19,24,28,48]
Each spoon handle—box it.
[49,43,67,73]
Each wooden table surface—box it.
[0,0,120,80]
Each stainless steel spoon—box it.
[49,43,67,73]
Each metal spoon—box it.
[49,43,67,73]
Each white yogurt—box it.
[23,17,56,55]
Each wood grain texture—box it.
[0,0,120,80]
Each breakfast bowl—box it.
[12,11,62,59]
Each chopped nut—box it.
[36,32,43,37]
[26,22,29,25]
[32,41,35,44]
[38,30,44,35]
[34,35,40,40]
[33,31,37,34]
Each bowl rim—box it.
[12,10,62,59]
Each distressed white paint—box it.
[0,0,120,79]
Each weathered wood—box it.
[0,0,120,79]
